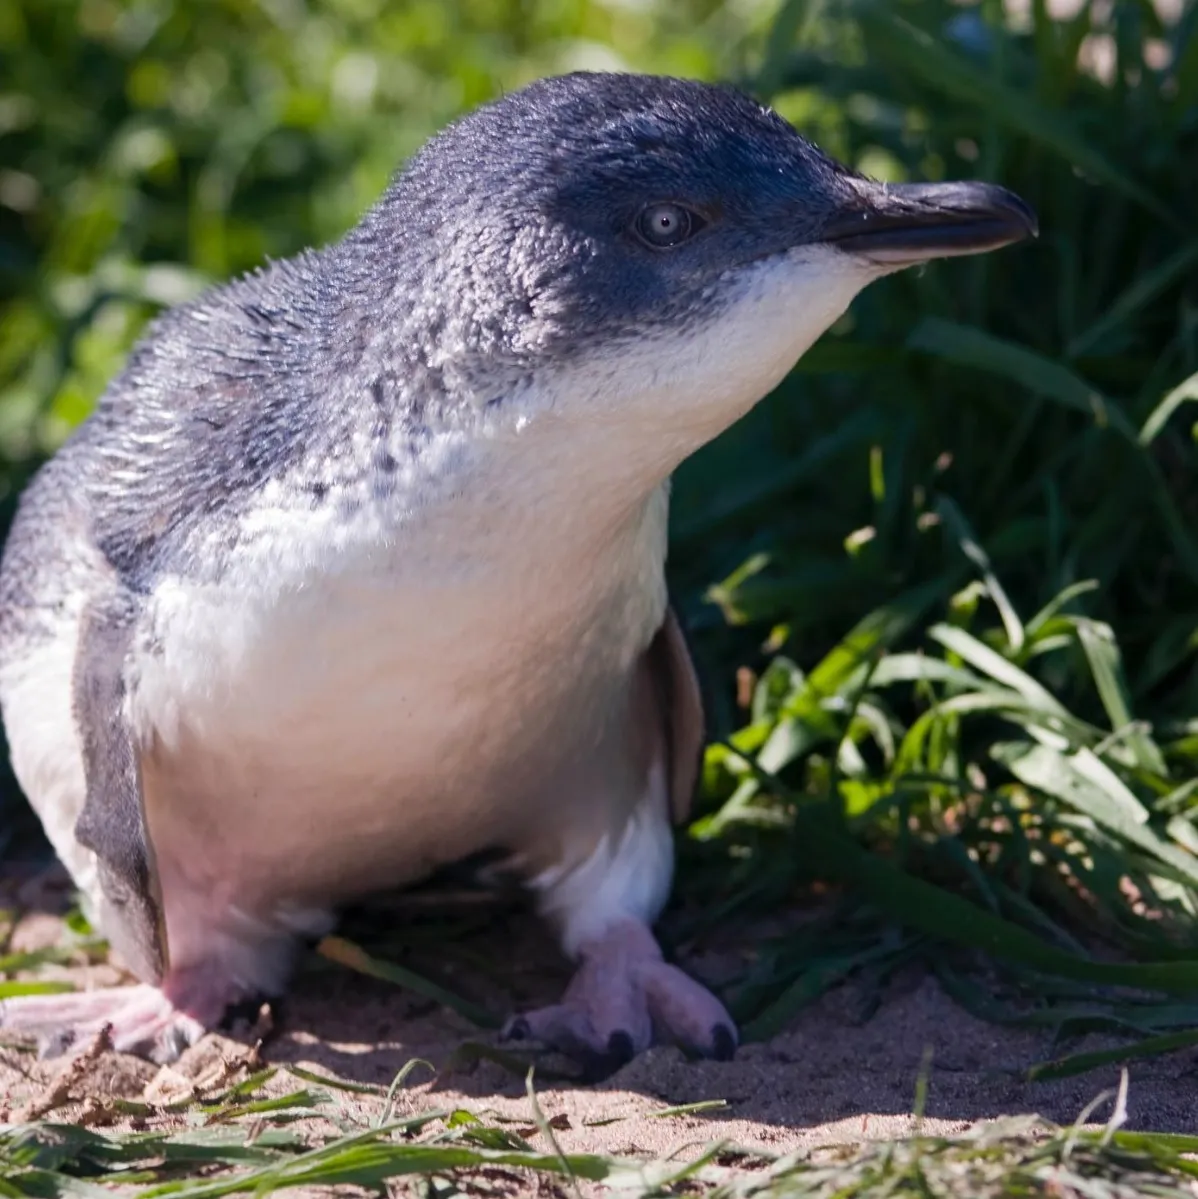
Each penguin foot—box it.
[501,918,737,1079]
[0,984,208,1063]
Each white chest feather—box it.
[125,420,671,907]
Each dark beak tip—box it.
[991,185,1039,240]
[826,177,1040,259]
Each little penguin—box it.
[0,72,1036,1070]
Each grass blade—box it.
[1140,369,1198,445]
[908,319,1139,442]
[1073,617,1167,773]
[993,741,1198,888]
[927,624,1069,719]
[316,936,500,1029]
[1068,242,1198,359]
[1027,1028,1198,1082]
[936,495,1024,652]
[794,804,1198,992]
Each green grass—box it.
[4,1066,1198,1197]
[3,0,1198,1193]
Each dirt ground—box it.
[2,867,1196,1162]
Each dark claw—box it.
[579,1030,636,1083]
[710,1024,737,1061]
[220,994,273,1031]
[501,1016,531,1042]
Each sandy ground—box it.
[2,866,1196,1177]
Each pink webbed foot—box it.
[502,919,736,1078]
[0,984,207,1062]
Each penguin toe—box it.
[640,959,739,1061]
[499,998,651,1076]
[0,984,207,1063]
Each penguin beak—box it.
[821,179,1038,265]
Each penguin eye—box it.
[634,203,705,249]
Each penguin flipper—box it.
[71,591,166,985]
[648,604,706,825]
[0,592,215,1061]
